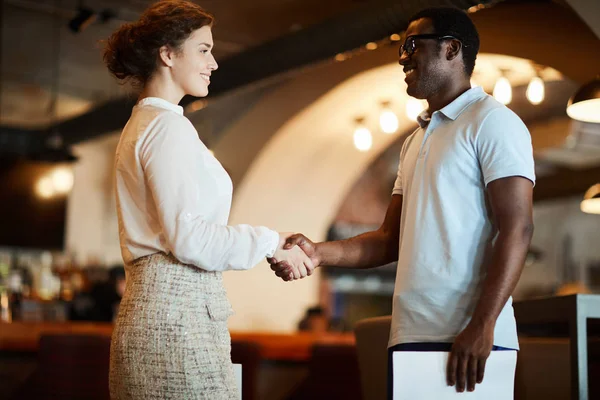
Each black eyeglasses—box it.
[399,34,464,57]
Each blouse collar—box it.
[137,97,184,115]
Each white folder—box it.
[393,351,517,399]
[233,363,242,400]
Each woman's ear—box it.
[158,45,175,67]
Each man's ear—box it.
[158,45,175,67]
[446,39,462,61]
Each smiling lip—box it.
[200,74,211,84]
[404,67,416,83]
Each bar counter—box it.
[0,322,359,400]
[0,321,355,362]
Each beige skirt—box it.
[109,252,239,400]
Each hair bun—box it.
[103,22,145,82]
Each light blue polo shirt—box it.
[388,86,535,350]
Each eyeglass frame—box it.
[399,34,465,57]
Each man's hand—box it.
[447,320,495,392]
[268,233,316,281]
[268,234,321,281]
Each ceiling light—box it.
[526,76,545,105]
[353,118,372,152]
[493,76,512,105]
[580,184,600,214]
[379,102,399,134]
[567,78,600,123]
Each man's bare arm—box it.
[269,195,402,279]
[313,194,403,268]
[447,176,534,393]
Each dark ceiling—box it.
[0,0,498,156]
[1,0,598,162]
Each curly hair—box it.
[408,7,480,77]
[103,0,214,86]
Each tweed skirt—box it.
[109,252,239,400]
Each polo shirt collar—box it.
[415,86,486,128]
[439,86,486,120]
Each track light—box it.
[68,6,96,33]
[68,6,116,33]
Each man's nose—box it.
[399,50,410,66]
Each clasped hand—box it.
[268,233,319,281]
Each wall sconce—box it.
[353,117,372,152]
[36,176,55,199]
[51,167,75,194]
[35,166,74,199]
[379,101,399,134]
[580,183,600,215]
[567,77,600,123]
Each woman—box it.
[103,1,312,398]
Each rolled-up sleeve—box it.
[138,113,279,271]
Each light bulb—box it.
[581,184,600,214]
[353,125,372,152]
[379,108,399,134]
[493,76,512,105]
[581,198,600,214]
[405,98,425,121]
[526,77,544,105]
[36,176,55,199]
[52,167,74,194]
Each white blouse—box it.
[114,97,279,271]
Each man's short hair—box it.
[408,7,480,77]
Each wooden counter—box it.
[0,322,355,362]
[514,294,600,400]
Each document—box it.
[233,363,242,400]
[393,351,517,399]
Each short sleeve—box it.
[476,107,536,187]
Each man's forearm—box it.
[470,224,534,327]
[315,229,398,269]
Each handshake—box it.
[267,233,319,281]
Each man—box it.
[269,6,535,397]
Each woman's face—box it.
[170,25,218,98]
